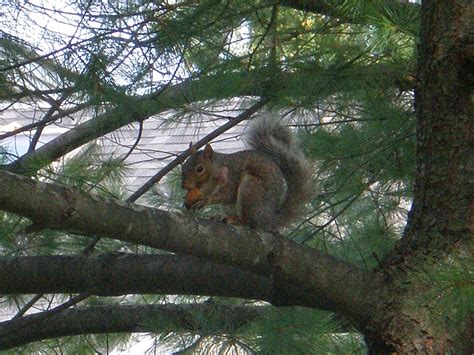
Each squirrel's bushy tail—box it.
[245,115,315,228]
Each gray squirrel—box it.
[181,116,314,231]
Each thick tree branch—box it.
[0,254,273,301]
[362,1,473,351]
[0,303,266,350]
[0,170,381,326]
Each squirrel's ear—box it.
[188,142,197,156]
[204,144,214,159]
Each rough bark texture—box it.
[364,0,474,353]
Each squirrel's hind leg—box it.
[236,173,280,231]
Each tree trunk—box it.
[365,0,474,352]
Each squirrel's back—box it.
[245,116,314,228]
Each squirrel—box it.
[181,116,314,231]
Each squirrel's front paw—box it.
[184,188,205,210]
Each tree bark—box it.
[364,0,474,353]
[0,303,266,350]
[0,254,272,300]
[0,170,379,325]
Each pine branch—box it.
[10,98,269,330]
[27,96,68,153]
[0,254,272,301]
[280,0,420,25]
[3,63,413,175]
[3,71,259,175]
[0,303,266,351]
[12,295,43,320]
[0,103,89,141]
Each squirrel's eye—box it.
[195,164,205,174]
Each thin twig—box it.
[12,294,43,319]
[301,190,365,243]
[27,96,68,153]
[121,120,144,162]
[0,102,88,141]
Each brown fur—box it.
[181,117,314,231]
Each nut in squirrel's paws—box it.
[184,187,205,210]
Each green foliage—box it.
[0,212,30,254]
[292,88,415,267]
[0,296,132,354]
[145,167,185,211]
[241,307,366,354]
[141,0,418,108]
[43,142,127,196]
[408,257,474,343]
[141,303,367,354]
[0,141,128,257]
[32,333,130,355]
[338,0,420,36]
[142,301,243,353]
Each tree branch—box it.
[0,102,89,141]
[0,254,272,301]
[280,0,419,25]
[3,71,260,175]
[0,170,382,326]
[0,303,266,350]
[3,63,413,175]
